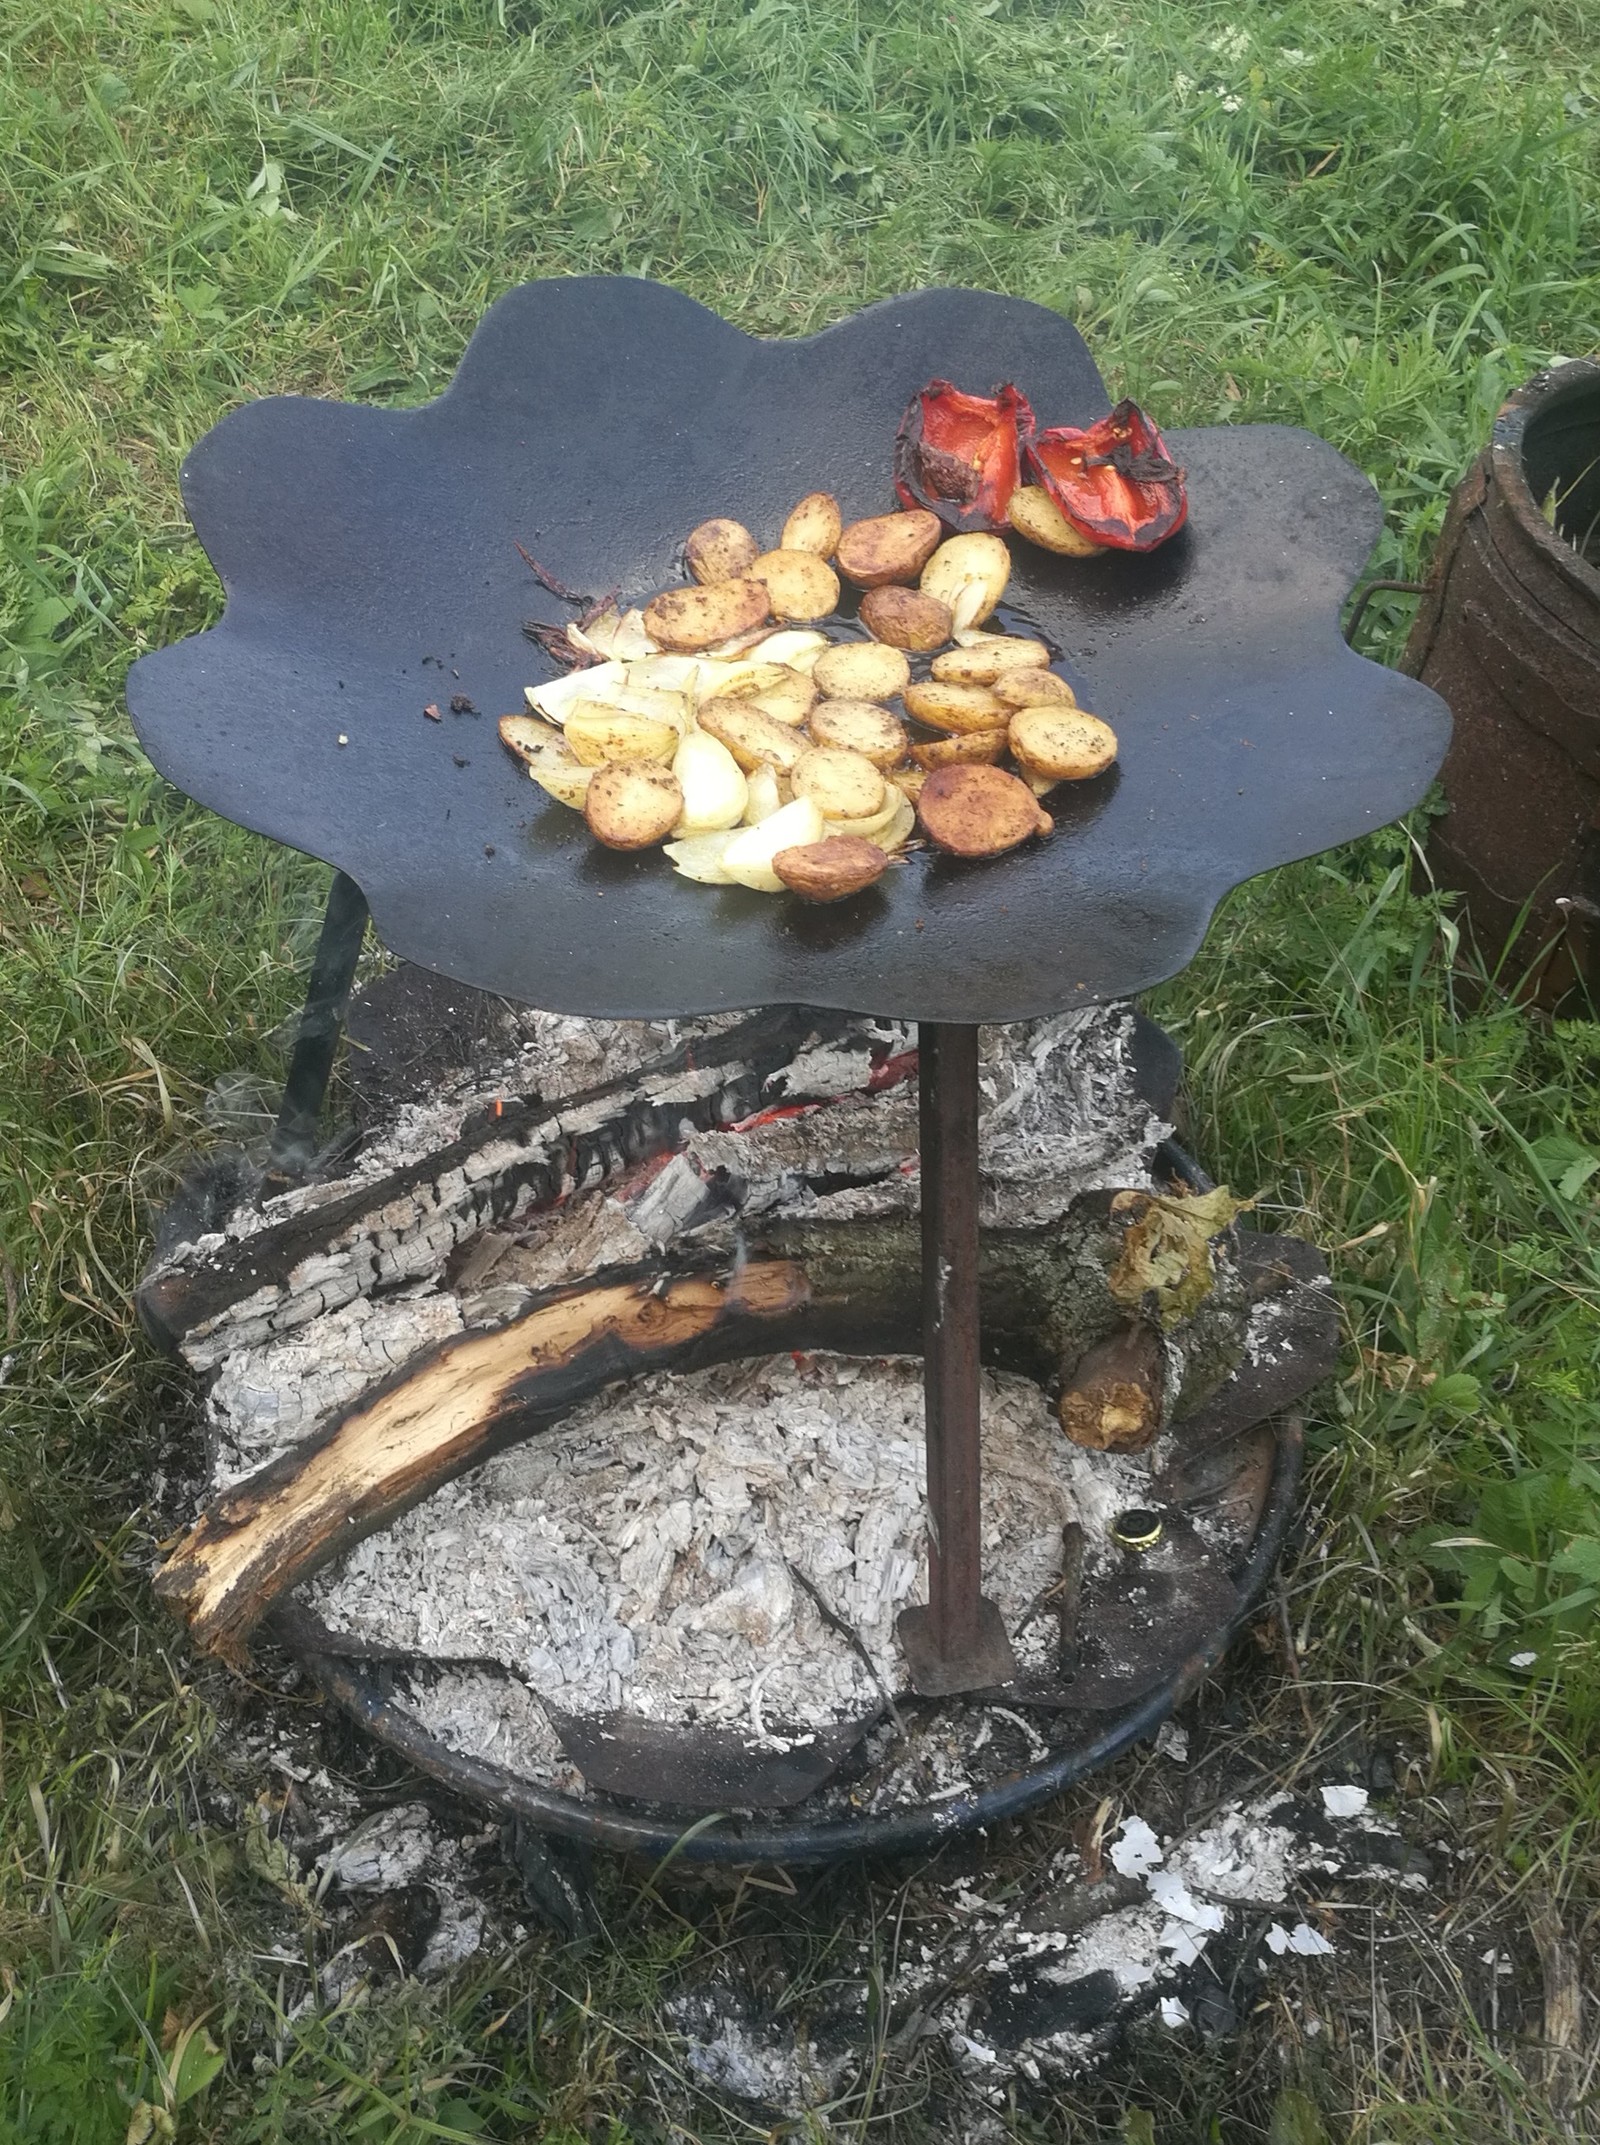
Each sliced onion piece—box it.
[721,798,826,892]
[525,661,625,723]
[673,730,749,832]
[664,829,738,884]
[743,764,785,824]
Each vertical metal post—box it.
[263,870,370,1192]
[896,1022,1019,1695]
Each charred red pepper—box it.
[1026,399,1187,552]
[894,379,1035,534]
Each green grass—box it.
[2,0,1598,2135]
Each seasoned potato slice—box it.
[748,549,841,623]
[697,698,807,774]
[499,712,571,766]
[910,729,1008,770]
[889,765,927,803]
[644,578,770,651]
[686,518,760,583]
[822,785,904,840]
[859,585,952,650]
[931,635,1050,685]
[722,797,826,891]
[773,835,888,903]
[916,764,1052,857]
[807,699,909,768]
[835,508,942,588]
[673,730,749,831]
[563,707,681,765]
[791,747,887,823]
[585,760,683,850]
[993,667,1079,711]
[811,641,911,703]
[902,680,1008,734]
[781,492,843,558]
[1007,484,1103,558]
[1008,707,1119,782]
[920,533,1011,631]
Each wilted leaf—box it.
[1268,2085,1331,2145]
[1109,1185,1252,1328]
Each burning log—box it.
[1057,1323,1165,1452]
[154,1185,1248,1663]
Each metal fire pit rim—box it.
[1489,356,1600,605]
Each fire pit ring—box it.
[295,1413,1302,1865]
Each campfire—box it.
[144,973,1334,1842]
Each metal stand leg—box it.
[262,870,370,1191]
[897,1022,1019,1695]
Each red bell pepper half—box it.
[894,379,1035,534]
[1026,399,1187,551]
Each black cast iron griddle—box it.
[125,276,1450,1024]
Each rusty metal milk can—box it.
[1406,360,1600,1005]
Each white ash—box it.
[305,1352,1081,1733]
[314,1800,490,1999]
[912,1793,1388,2098]
[657,1790,1430,2119]
[399,1666,587,1797]
[320,1801,440,1892]
[208,1287,464,1488]
[666,1991,846,2113]
[166,1000,1165,1389]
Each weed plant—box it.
[1,0,1598,2137]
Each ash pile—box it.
[141,968,1335,1828]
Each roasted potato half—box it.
[811,641,911,703]
[992,667,1079,711]
[748,549,841,623]
[931,635,1050,686]
[685,517,760,583]
[910,729,1009,770]
[1007,484,1103,558]
[859,585,953,651]
[781,492,843,558]
[697,698,808,774]
[644,577,771,651]
[920,533,1011,631]
[773,835,888,903]
[1008,707,1119,783]
[807,698,910,768]
[792,746,887,823]
[585,760,684,850]
[835,509,942,588]
[902,680,1008,734]
[916,763,1052,857]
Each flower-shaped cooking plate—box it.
[127,278,1449,1022]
